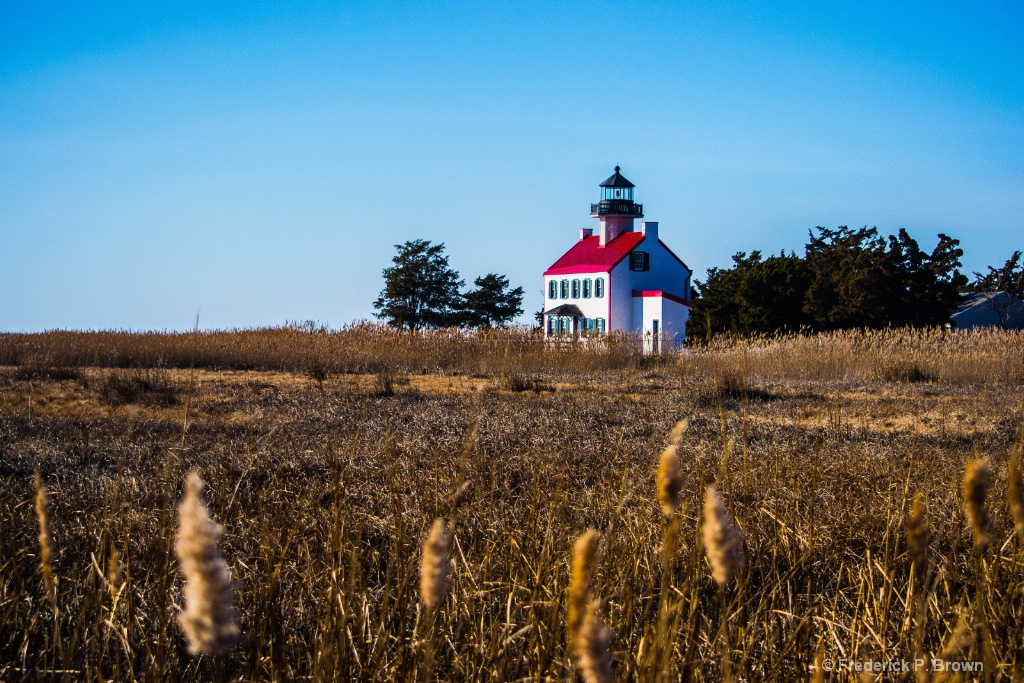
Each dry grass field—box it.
[1,327,1023,682]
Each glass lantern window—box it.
[602,187,633,201]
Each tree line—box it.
[688,226,1022,340]
[374,239,524,330]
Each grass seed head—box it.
[1007,456,1024,544]
[962,459,992,549]
[702,485,745,586]
[33,469,57,612]
[577,599,613,683]
[567,529,600,650]
[933,609,974,683]
[420,518,453,611]
[657,444,685,517]
[175,471,240,656]
[107,546,123,602]
[907,491,929,581]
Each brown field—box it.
[1,327,1023,681]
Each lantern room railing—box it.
[590,200,643,217]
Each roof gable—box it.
[544,233,645,275]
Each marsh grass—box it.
[1,327,1023,680]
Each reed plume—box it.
[933,610,973,683]
[657,442,685,517]
[174,471,240,655]
[577,599,613,683]
[907,491,929,582]
[702,485,745,586]
[419,518,453,611]
[33,469,57,612]
[811,640,826,683]
[567,529,600,650]
[107,546,124,603]
[1007,456,1024,544]
[962,459,991,549]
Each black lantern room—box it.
[591,166,644,218]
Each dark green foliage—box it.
[374,242,524,329]
[968,250,1023,297]
[805,227,965,329]
[374,240,465,330]
[688,251,813,340]
[456,273,524,328]
[689,226,966,339]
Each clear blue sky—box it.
[2,1,1021,331]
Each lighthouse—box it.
[542,167,693,352]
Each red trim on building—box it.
[543,233,646,275]
[631,290,691,307]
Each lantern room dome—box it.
[599,166,635,189]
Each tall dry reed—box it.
[1007,455,1024,545]
[174,471,240,656]
[962,459,992,550]
[702,485,744,586]
[577,599,614,683]
[567,529,600,650]
[657,420,686,516]
[420,518,453,611]
[907,491,929,582]
[33,469,57,613]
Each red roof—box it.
[543,233,646,275]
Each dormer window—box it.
[630,251,650,272]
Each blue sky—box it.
[2,1,1021,331]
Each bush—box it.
[99,369,179,407]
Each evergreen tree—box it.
[687,251,812,340]
[689,226,967,340]
[804,226,964,329]
[457,273,524,328]
[373,240,464,329]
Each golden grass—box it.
[2,327,1023,680]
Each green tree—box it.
[804,226,889,329]
[457,273,524,328]
[374,240,464,329]
[804,226,964,329]
[687,251,812,340]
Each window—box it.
[547,316,555,335]
[548,280,557,299]
[594,278,605,298]
[571,279,580,298]
[582,279,591,298]
[560,279,569,299]
[630,251,649,271]
[596,318,606,334]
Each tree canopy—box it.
[373,240,464,330]
[688,226,966,340]
[457,273,524,328]
[374,241,523,330]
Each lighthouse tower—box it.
[591,166,644,246]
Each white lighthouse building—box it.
[542,167,692,351]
